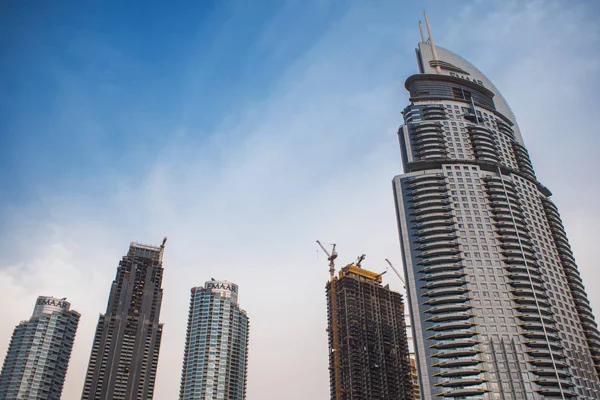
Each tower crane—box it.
[316,240,338,279]
[385,259,406,290]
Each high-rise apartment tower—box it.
[0,296,80,400]
[179,280,249,400]
[393,14,600,399]
[326,261,413,400]
[82,239,167,400]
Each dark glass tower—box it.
[392,15,600,399]
[82,239,167,400]
[0,296,80,400]
[179,280,249,400]
[326,261,413,400]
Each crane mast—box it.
[316,240,338,279]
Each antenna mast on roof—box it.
[418,20,426,43]
[423,12,442,74]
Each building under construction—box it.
[324,251,414,400]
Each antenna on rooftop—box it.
[418,21,426,43]
[423,12,442,74]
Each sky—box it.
[1,0,599,399]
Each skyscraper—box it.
[392,14,600,399]
[326,261,413,400]
[179,280,249,400]
[0,296,80,400]
[82,239,167,400]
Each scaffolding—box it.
[326,260,414,400]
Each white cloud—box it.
[1,1,599,399]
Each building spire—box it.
[418,20,425,43]
[423,12,442,74]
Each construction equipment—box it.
[317,240,338,279]
[385,258,406,289]
[355,254,366,267]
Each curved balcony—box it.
[433,357,482,369]
[437,387,490,398]
[513,142,536,180]
[528,358,568,369]
[415,226,457,237]
[422,286,469,298]
[408,176,445,189]
[516,314,556,326]
[426,313,475,323]
[414,132,444,143]
[505,272,542,284]
[418,249,462,260]
[433,368,485,378]
[429,339,480,349]
[435,377,487,388]
[412,211,453,222]
[433,348,482,359]
[490,200,524,213]
[504,264,541,275]
[534,388,577,398]
[512,296,550,307]
[498,234,533,246]
[414,121,443,132]
[522,340,563,351]
[415,239,458,251]
[518,322,558,333]
[409,192,449,203]
[533,377,574,388]
[409,183,446,195]
[532,367,571,378]
[520,327,561,338]
[427,321,477,332]
[411,205,451,216]
[421,278,465,289]
[414,233,457,244]
[420,271,465,281]
[424,295,471,307]
[510,288,549,301]
[496,119,515,137]
[421,105,447,120]
[514,305,553,316]
[525,349,566,360]
[419,263,463,274]
[415,148,448,159]
[415,141,447,152]
[425,303,472,315]
[409,198,450,209]
[508,281,547,293]
[414,218,454,231]
[427,329,478,341]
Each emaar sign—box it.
[206,282,238,293]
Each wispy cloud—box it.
[1,1,599,399]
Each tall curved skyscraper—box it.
[392,15,600,399]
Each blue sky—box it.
[1,1,600,399]
[1,1,347,204]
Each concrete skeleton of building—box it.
[392,13,600,399]
[325,252,413,400]
[179,279,249,400]
[0,296,80,400]
[81,239,167,400]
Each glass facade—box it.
[393,33,600,399]
[0,296,80,400]
[179,280,249,400]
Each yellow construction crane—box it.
[316,240,338,279]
